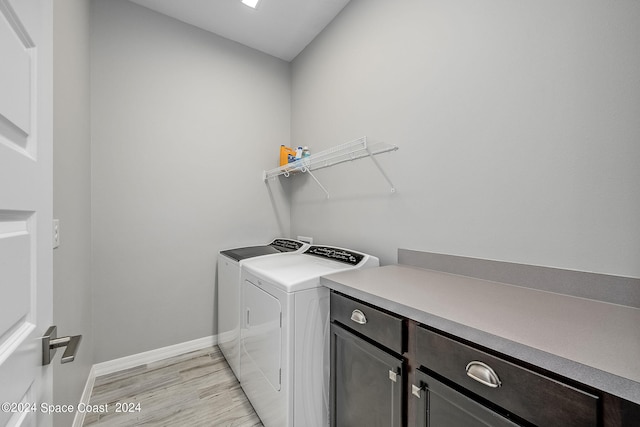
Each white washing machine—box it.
[239,245,379,427]
[217,238,309,379]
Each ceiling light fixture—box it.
[241,0,260,9]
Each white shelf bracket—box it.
[303,167,330,199]
[365,144,396,193]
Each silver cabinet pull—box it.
[465,361,502,388]
[388,369,400,383]
[350,309,367,325]
[41,326,82,365]
[411,384,423,398]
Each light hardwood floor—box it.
[83,346,263,426]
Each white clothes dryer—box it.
[239,246,379,427]
[217,238,309,379]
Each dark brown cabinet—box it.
[330,291,639,427]
[412,369,520,427]
[330,291,406,427]
[411,326,599,427]
[330,324,404,427]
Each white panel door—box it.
[0,0,53,425]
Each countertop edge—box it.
[321,276,640,406]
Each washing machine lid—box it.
[243,246,379,292]
[220,238,306,262]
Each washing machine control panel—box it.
[304,246,365,266]
[271,239,305,252]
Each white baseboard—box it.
[73,335,217,426]
[93,335,217,377]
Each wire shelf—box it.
[263,137,397,179]
[263,136,399,198]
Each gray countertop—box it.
[321,264,640,405]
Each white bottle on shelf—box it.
[301,146,310,168]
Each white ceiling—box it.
[128,0,351,62]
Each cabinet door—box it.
[331,324,403,427]
[412,369,521,427]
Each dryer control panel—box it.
[304,246,365,266]
[271,239,305,252]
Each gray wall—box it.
[290,0,640,278]
[59,0,640,375]
[52,0,93,425]
[91,0,291,362]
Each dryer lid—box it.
[242,246,379,292]
[221,246,281,262]
[221,238,305,262]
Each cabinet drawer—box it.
[415,326,598,427]
[330,292,404,354]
